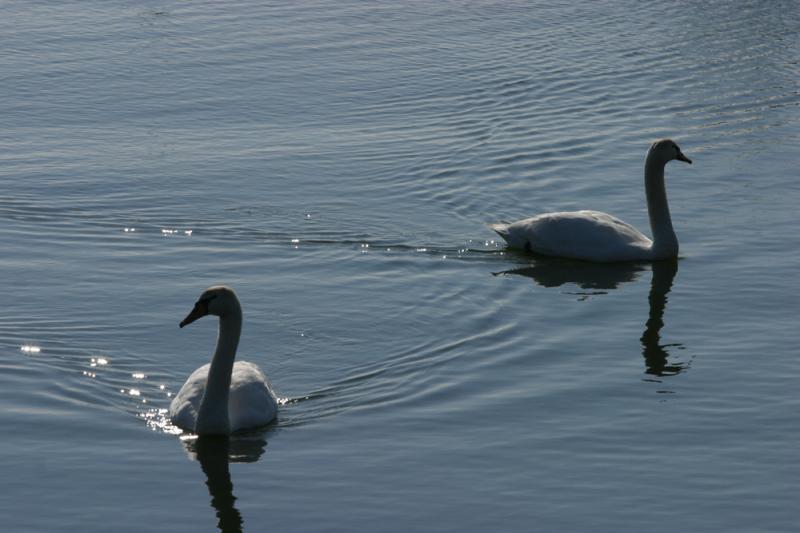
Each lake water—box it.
[1,1,799,531]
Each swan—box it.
[489,139,692,262]
[169,286,278,435]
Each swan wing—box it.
[168,363,210,431]
[228,361,278,432]
[493,210,653,262]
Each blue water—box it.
[1,1,799,531]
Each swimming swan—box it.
[169,286,278,435]
[489,139,692,262]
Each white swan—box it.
[489,139,692,262]
[169,286,278,435]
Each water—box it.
[1,1,798,531]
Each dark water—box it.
[1,1,798,531]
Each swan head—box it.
[649,139,692,165]
[180,285,241,328]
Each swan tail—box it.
[488,222,511,241]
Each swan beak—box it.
[676,150,692,164]
[180,300,209,328]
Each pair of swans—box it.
[170,139,691,435]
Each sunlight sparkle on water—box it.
[141,408,183,435]
[132,372,146,379]
[161,228,193,236]
[20,345,41,354]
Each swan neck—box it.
[196,306,242,435]
[644,154,678,259]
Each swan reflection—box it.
[180,432,268,533]
[495,257,685,377]
[496,256,647,292]
[639,259,684,377]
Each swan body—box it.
[490,139,692,262]
[169,361,277,434]
[169,286,278,435]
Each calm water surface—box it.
[1,1,799,531]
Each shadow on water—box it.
[180,432,268,533]
[495,256,686,378]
